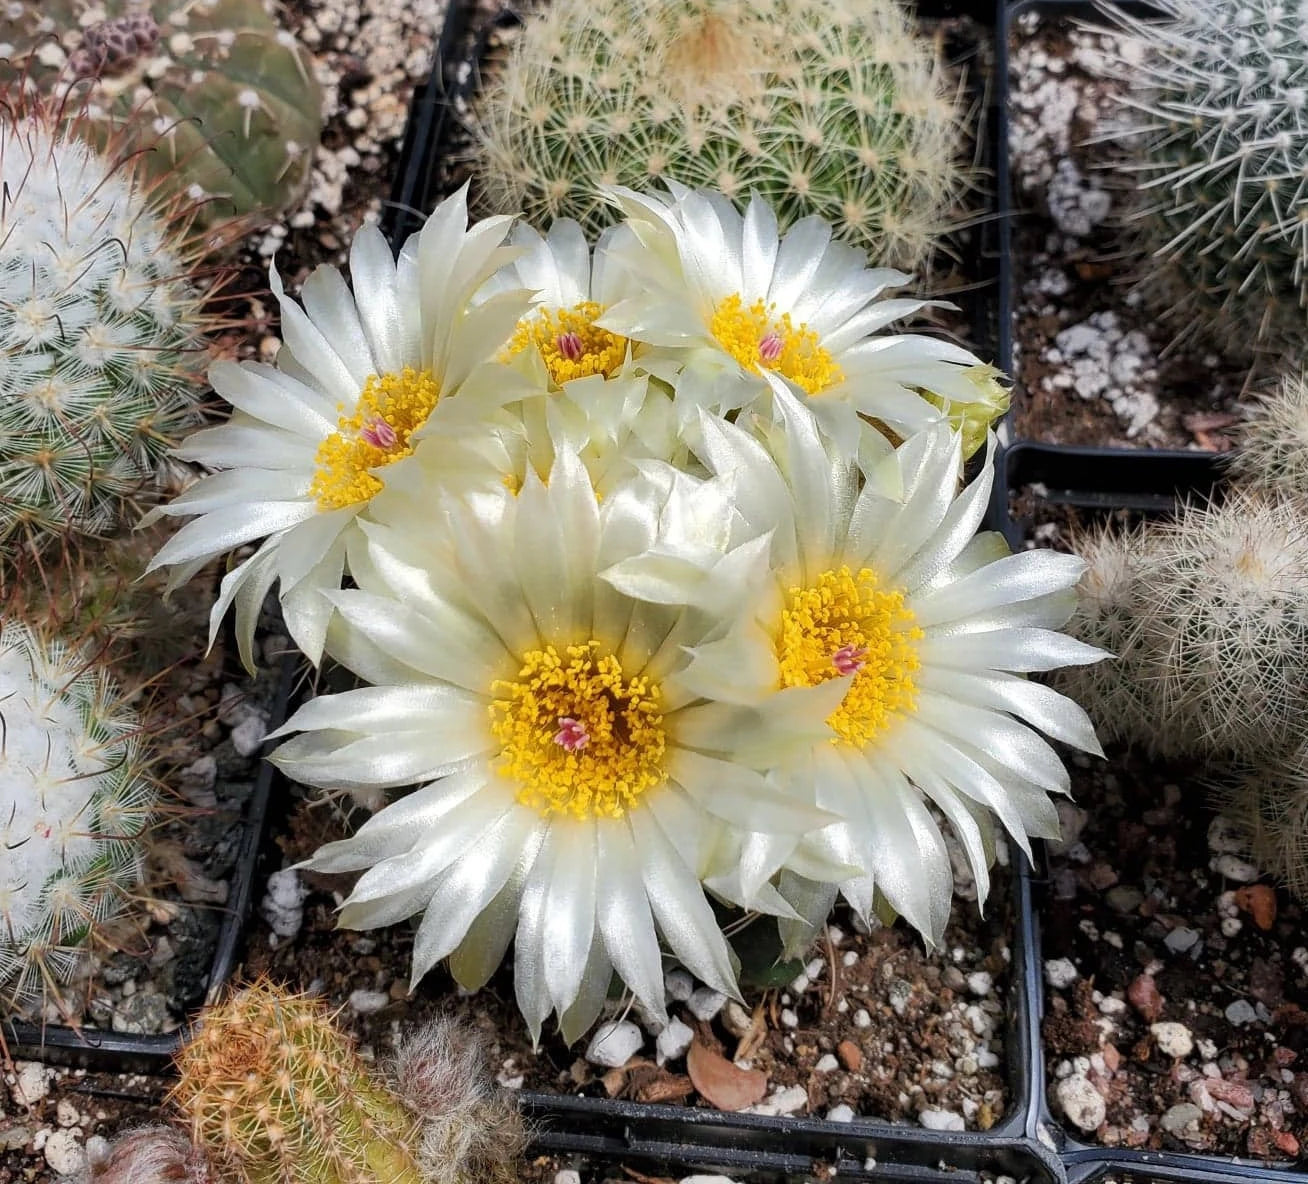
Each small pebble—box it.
[554,1172,581,1184]
[655,1018,694,1065]
[347,989,390,1015]
[12,1061,51,1107]
[748,1084,809,1116]
[1163,927,1200,954]
[1224,999,1258,1026]
[780,1008,799,1029]
[43,1128,85,1176]
[966,971,993,997]
[1160,1102,1203,1135]
[837,1040,863,1072]
[664,969,694,1002]
[1044,958,1078,989]
[687,987,726,1022]
[1150,1022,1194,1059]
[853,1008,872,1029]
[1055,1074,1106,1132]
[826,1103,855,1122]
[1213,854,1259,883]
[585,1020,643,1068]
[814,1053,839,1072]
[919,1108,966,1131]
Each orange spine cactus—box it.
[170,980,426,1184]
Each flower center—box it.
[502,301,628,386]
[489,641,667,819]
[308,368,440,511]
[709,293,841,395]
[775,566,922,747]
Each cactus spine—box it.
[0,618,156,1012]
[469,0,965,269]
[1227,370,1308,498]
[2,0,321,224]
[1056,490,1308,760]
[1098,0,1308,354]
[0,96,220,555]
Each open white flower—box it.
[605,383,1106,946]
[269,444,844,1042]
[144,186,531,668]
[597,183,1003,446]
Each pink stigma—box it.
[556,331,585,362]
[360,417,398,449]
[553,716,590,752]
[758,330,784,363]
[832,644,868,676]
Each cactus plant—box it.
[1098,0,1308,354]
[0,95,221,556]
[468,0,966,270]
[1227,370,1308,497]
[1,0,321,225]
[1214,751,1308,901]
[0,617,156,1013]
[1056,490,1308,760]
[169,980,526,1184]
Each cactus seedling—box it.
[169,981,528,1184]
[0,93,221,557]
[1058,490,1308,760]
[469,0,966,270]
[0,618,156,1013]
[1097,0,1308,354]
[1,0,322,225]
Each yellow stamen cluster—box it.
[775,566,922,747]
[502,301,628,385]
[308,368,440,511]
[709,293,841,394]
[489,641,667,819]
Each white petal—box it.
[594,822,667,1021]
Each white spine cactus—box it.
[0,99,214,555]
[1214,752,1308,901]
[1057,491,1308,759]
[1227,370,1308,497]
[0,619,156,1011]
[1097,0,1308,353]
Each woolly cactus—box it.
[0,619,155,1012]
[391,1018,526,1184]
[469,0,965,269]
[0,98,217,554]
[1098,0,1308,353]
[2,0,321,224]
[1227,370,1308,497]
[1056,491,1308,760]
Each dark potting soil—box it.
[1006,10,1255,452]
[1039,745,1307,1164]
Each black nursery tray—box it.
[372,0,1073,1179]
[1,654,296,1075]
[987,0,1240,545]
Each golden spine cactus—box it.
[469,0,966,270]
[171,980,427,1184]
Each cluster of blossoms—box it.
[147,183,1103,1041]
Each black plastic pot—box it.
[1,654,296,1074]
[987,0,1229,550]
[376,1,1072,1180]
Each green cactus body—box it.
[0,619,155,1012]
[0,106,212,553]
[173,981,427,1184]
[3,0,321,224]
[470,0,964,270]
[1100,0,1308,354]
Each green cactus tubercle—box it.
[2,0,322,224]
